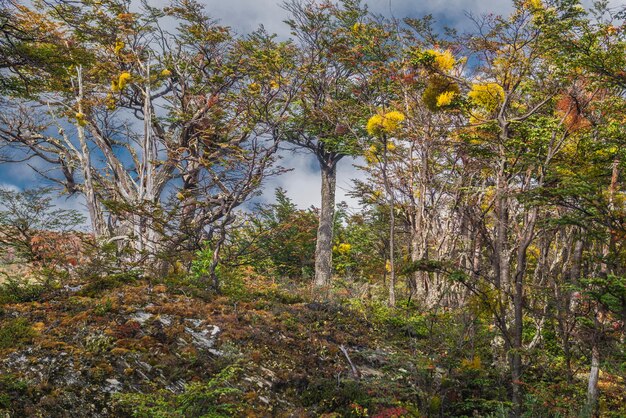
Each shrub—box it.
[114,364,242,417]
[0,276,47,304]
[0,318,35,349]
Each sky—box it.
[171,0,620,210]
[1,0,623,214]
[201,0,516,210]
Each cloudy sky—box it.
[188,0,620,210]
[205,0,517,210]
[1,0,622,213]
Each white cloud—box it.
[259,150,364,210]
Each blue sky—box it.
[195,0,516,209]
[0,0,621,212]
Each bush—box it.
[0,374,29,412]
[113,364,242,417]
[0,276,47,304]
[0,318,35,349]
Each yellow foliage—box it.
[422,76,460,112]
[367,111,405,136]
[468,82,505,112]
[105,93,116,110]
[117,72,132,90]
[337,243,352,255]
[75,112,86,127]
[426,49,455,71]
[364,145,379,164]
[366,114,384,136]
[525,0,543,9]
[248,82,261,94]
[352,22,364,34]
[461,355,482,371]
[114,41,125,55]
[436,91,455,107]
[382,111,405,132]
[160,69,172,77]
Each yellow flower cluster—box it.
[336,243,352,255]
[436,91,455,107]
[114,41,125,55]
[75,112,86,127]
[366,111,405,136]
[468,82,505,112]
[112,72,132,92]
[426,49,455,71]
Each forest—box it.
[0,0,625,416]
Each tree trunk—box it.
[314,161,336,287]
[586,335,600,417]
[381,138,396,307]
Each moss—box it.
[0,318,35,349]
[78,272,139,297]
[0,277,46,304]
[0,374,29,412]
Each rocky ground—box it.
[0,275,426,417]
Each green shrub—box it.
[0,276,46,304]
[0,318,35,349]
[93,298,113,316]
[302,379,370,414]
[78,271,139,297]
[0,374,29,412]
[114,364,242,417]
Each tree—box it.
[0,0,296,275]
[282,0,389,288]
[0,187,85,269]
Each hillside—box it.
[1,272,624,417]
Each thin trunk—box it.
[75,67,107,238]
[409,223,420,298]
[382,137,396,307]
[586,323,600,417]
[314,161,336,287]
[209,223,229,292]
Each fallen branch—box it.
[339,344,360,380]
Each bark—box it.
[314,161,337,287]
[586,327,600,417]
[382,140,396,307]
[511,207,537,417]
[75,67,107,239]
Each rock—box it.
[184,320,221,352]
